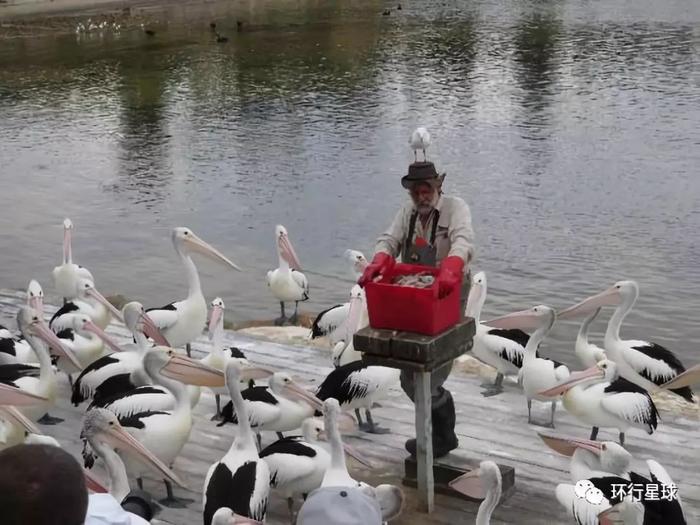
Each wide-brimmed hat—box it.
[401,161,444,189]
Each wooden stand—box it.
[354,318,476,513]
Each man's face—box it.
[409,182,437,215]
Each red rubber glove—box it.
[357,252,394,287]
[436,255,464,298]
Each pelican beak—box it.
[0,382,48,408]
[278,232,302,271]
[538,433,601,457]
[140,313,170,346]
[0,406,41,434]
[282,382,324,412]
[345,294,362,336]
[232,515,264,525]
[31,320,83,370]
[557,285,621,320]
[239,365,275,382]
[63,220,73,263]
[342,442,375,469]
[161,354,225,387]
[659,363,700,390]
[482,308,541,330]
[85,287,125,324]
[100,422,186,489]
[184,232,242,271]
[538,365,604,397]
[598,504,625,525]
[449,468,485,499]
[83,468,109,493]
[82,320,124,353]
[208,304,224,341]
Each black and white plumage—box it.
[203,361,270,525]
[539,359,659,445]
[49,277,122,332]
[409,127,431,162]
[485,305,569,427]
[556,475,630,525]
[315,360,400,434]
[466,272,533,396]
[71,302,155,407]
[0,280,48,366]
[558,280,694,403]
[143,227,240,355]
[266,225,308,326]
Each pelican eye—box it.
[601,363,607,369]
[109,421,114,426]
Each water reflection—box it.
[0,0,699,366]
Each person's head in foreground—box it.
[401,161,445,216]
[297,483,404,525]
[0,443,88,525]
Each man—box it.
[358,159,475,458]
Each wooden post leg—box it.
[415,370,434,513]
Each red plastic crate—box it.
[364,262,462,336]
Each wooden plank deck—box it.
[0,288,698,525]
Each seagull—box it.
[409,127,431,162]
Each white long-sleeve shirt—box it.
[374,194,475,269]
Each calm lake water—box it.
[1,0,699,366]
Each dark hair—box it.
[0,444,88,525]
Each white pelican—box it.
[485,305,569,427]
[71,301,166,407]
[202,297,251,419]
[266,225,308,326]
[53,313,124,375]
[310,252,368,341]
[344,249,368,281]
[329,285,368,367]
[2,306,81,424]
[315,361,400,434]
[259,417,372,520]
[409,126,431,162]
[145,227,241,357]
[52,218,95,303]
[0,280,46,365]
[218,371,323,448]
[112,347,222,506]
[319,397,357,487]
[539,358,659,445]
[81,408,185,502]
[576,307,605,368]
[538,434,631,481]
[557,280,694,403]
[203,361,271,525]
[211,507,264,524]
[466,272,531,396]
[599,460,687,525]
[449,460,502,525]
[50,276,124,332]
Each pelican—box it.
[144,227,240,357]
[259,417,372,521]
[50,276,124,332]
[485,305,569,427]
[344,249,368,281]
[538,434,632,481]
[203,361,272,525]
[212,508,264,524]
[81,408,185,502]
[52,218,95,303]
[53,313,124,375]
[71,301,166,407]
[0,382,51,449]
[539,358,659,445]
[266,225,308,326]
[218,371,323,448]
[409,127,431,162]
[557,280,694,403]
[449,460,502,525]
[319,397,357,487]
[316,360,399,434]
[110,347,222,506]
[467,272,531,396]
[0,280,47,365]
[1,306,81,424]
[329,285,368,367]
[202,297,251,419]
[599,460,687,525]
[576,307,605,368]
